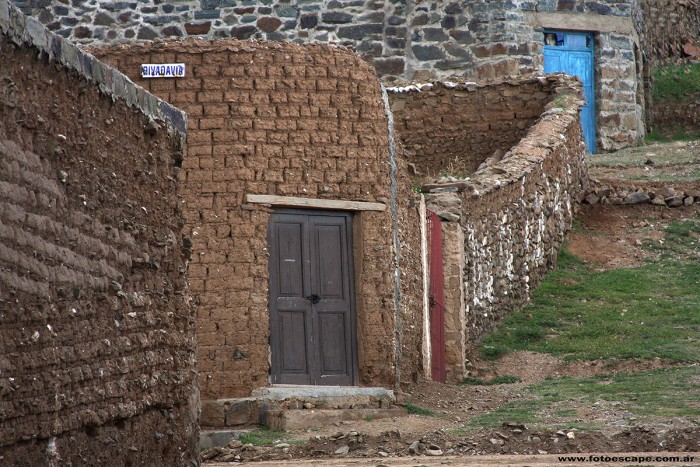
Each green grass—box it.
[406,403,436,416]
[465,366,700,430]
[645,127,700,144]
[479,232,700,362]
[653,63,700,103]
[461,375,522,386]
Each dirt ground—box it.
[203,141,700,464]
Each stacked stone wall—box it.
[12,0,634,82]
[389,80,554,178]
[0,1,197,464]
[635,0,700,66]
[396,76,588,364]
[90,39,425,404]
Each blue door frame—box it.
[544,31,596,154]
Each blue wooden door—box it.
[544,31,596,153]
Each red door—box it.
[428,211,446,383]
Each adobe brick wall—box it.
[388,80,553,178]
[0,1,197,464]
[397,76,588,372]
[90,39,425,402]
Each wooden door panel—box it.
[278,311,309,372]
[269,210,357,386]
[276,222,305,297]
[314,224,345,299]
[318,312,348,374]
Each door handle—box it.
[306,294,321,304]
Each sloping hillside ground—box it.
[203,141,700,463]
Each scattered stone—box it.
[334,445,349,455]
[666,196,684,207]
[684,196,694,206]
[303,402,315,409]
[584,193,599,205]
[625,192,650,204]
[274,443,290,449]
[566,431,576,439]
[652,197,667,206]
[408,440,420,454]
[425,445,443,456]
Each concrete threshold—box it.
[254,385,395,401]
[265,407,406,430]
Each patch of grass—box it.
[466,366,700,429]
[238,428,290,446]
[645,219,700,258]
[461,375,522,386]
[406,403,436,416]
[645,128,672,143]
[653,63,700,103]
[479,240,700,362]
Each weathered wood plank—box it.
[245,194,387,212]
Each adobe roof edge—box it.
[0,0,188,135]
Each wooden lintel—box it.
[245,194,387,212]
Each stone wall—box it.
[10,0,635,81]
[635,0,700,66]
[90,39,425,405]
[13,0,646,151]
[388,79,554,178]
[652,98,700,137]
[0,1,197,464]
[394,76,588,372]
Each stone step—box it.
[264,407,407,430]
[200,386,405,429]
[255,385,396,411]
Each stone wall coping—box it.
[386,75,556,94]
[0,0,187,135]
[465,79,584,198]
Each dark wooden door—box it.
[269,210,357,386]
[428,211,446,383]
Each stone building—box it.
[13,0,654,153]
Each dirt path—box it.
[208,452,700,466]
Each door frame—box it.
[268,208,359,386]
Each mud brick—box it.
[193,64,221,77]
